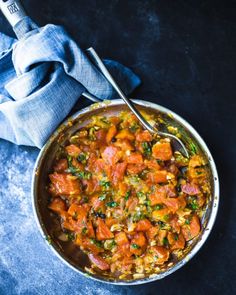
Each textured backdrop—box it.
[0,0,236,294]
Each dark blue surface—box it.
[0,0,236,294]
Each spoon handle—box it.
[0,0,26,27]
[86,47,156,134]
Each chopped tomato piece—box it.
[149,246,170,265]
[152,208,170,222]
[118,243,133,258]
[182,214,201,241]
[95,129,107,147]
[182,183,200,195]
[114,139,134,151]
[112,162,127,185]
[54,159,68,172]
[105,217,118,228]
[96,218,114,241]
[118,182,129,195]
[149,191,166,206]
[152,141,173,161]
[145,159,161,170]
[147,170,168,184]
[136,219,152,231]
[48,197,66,213]
[88,253,110,270]
[157,184,176,197]
[127,152,143,164]
[167,232,185,250]
[65,144,81,157]
[106,125,117,143]
[136,130,152,142]
[115,232,129,245]
[49,172,81,196]
[90,195,105,211]
[86,220,95,238]
[71,158,84,169]
[127,163,146,174]
[130,232,147,255]
[162,196,186,213]
[102,146,122,166]
[170,215,181,233]
[116,129,135,141]
[157,229,167,245]
[62,216,77,231]
[146,226,159,240]
[189,155,205,168]
[68,203,85,218]
[77,237,103,254]
[126,197,139,212]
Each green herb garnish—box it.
[77,171,92,180]
[90,238,103,248]
[162,237,168,246]
[174,234,179,241]
[77,153,87,164]
[130,122,139,132]
[124,191,131,201]
[131,243,140,249]
[66,232,75,241]
[163,214,170,221]
[82,227,88,235]
[189,142,197,155]
[99,194,107,201]
[106,201,118,208]
[141,142,152,157]
[185,219,190,225]
[100,180,111,190]
[157,221,166,228]
[154,204,163,210]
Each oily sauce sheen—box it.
[47,111,211,280]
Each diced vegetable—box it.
[182,214,201,241]
[96,218,114,241]
[88,254,110,270]
[49,172,81,196]
[152,141,173,161]
[135,219,152,231]
[65,144,81,157]
[47,111,210,280]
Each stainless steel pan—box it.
[32,99,219,284]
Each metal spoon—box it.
[86,47,189,158]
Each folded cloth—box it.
[0,17,140,148]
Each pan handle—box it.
[0,0,26,27]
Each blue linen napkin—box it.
[0,17,140,148]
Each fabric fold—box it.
[0,17,140,148]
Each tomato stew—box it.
[47,111,211,280]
